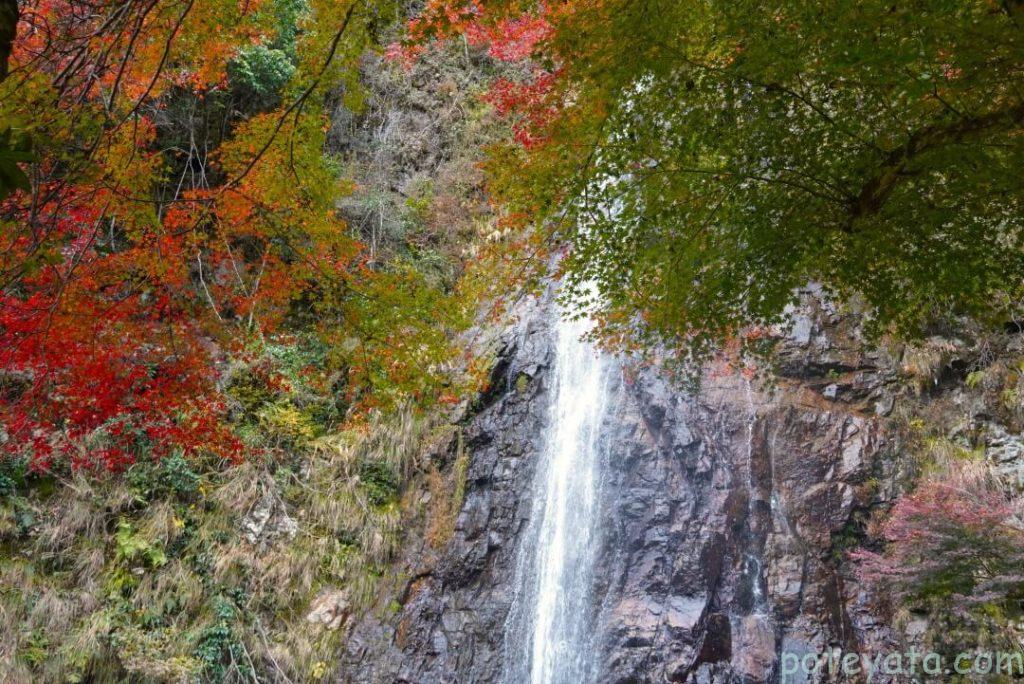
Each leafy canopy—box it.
[0,0,482,471]
[414,0,1024,359]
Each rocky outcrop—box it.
[338,289,910,683]
[340,294,555,682]
[241,490,298,549]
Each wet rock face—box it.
[340,291,900,683]
[593,357,893,683]
[340,296,557,683]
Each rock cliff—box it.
[338,288,914,683]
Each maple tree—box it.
[0,0,13,81]
[0,0,478,472]
[852,460,1024,613]
[404,0,1024,364]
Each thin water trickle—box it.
[502,307,610,684]
[743,379,769,614]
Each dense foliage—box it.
[853,459,1024,612]
[0,0,484,472]
[408,0,1024,361]
[0,4,501,677]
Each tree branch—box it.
[0,0,16,82]
[849,100,1024,224]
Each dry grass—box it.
[0,391,470,683]
[901,336,959,394]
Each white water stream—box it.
[502,308,611,684]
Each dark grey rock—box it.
[337,291,899,683]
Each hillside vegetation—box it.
[2,0,1024,680]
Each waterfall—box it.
[502,305,611,684]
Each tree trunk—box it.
[0,0,17,82]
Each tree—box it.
[0,0,474,471]
[0,0,30,201]
[0,0,14,81]
[407,1,1024,361]
[852,460,1024,614]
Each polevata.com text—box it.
[781,647,1024,680]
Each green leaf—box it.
[0,126,33,200]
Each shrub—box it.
[158,451,201,498]
[257,401,319,448]
[125,451,200,501]
[114,520,168,570]
[229,45,295,105]
[852,460,1024,614]
[357,459,400,508]
[194,596,248,683]
[0,455,27,497]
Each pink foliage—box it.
[852,460,1024,612]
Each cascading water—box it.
[502,305,611,684]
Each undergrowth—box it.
[0,395,467,682]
